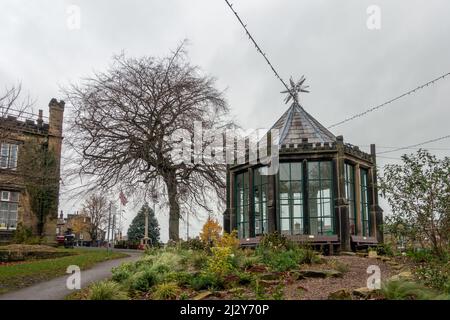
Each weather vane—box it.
[281,75,310,104]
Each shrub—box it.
[258,232,291,251]
[164,271,193,286]
[111,262,136,283]
[187,250,208,270]
[406,248,436,263]
[199,217,222,246]
[261,249,304,272]
[328,259,350,273]
[241,255,262,270]
[87,281,128,300]
[235,271,254,285]
[12,223,37,244]
[180,237,205,251]
[216,231,240,249]
[301,245,319,264]
[376,243,395,257]
[380,280,448,300]
[152,282,180,300]
[189,272,224,290]
[415,264,450,293]
[153,251,183,271]
[128,268,158,292]
[206,246,235,276]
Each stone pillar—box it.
[248,168,255,237]
[370,144,384,243]
[335,136,350,251]
[267,173,277,233]
[224,168,231,234]
[354,163,362,236]
[43,98,65,243]
[229,173,238,231]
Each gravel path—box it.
[285,256,396,299]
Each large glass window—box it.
[236,171,250,238]
[253,167,268,235]
[344,163,357,235]
[0,143,18,170]
[308,161,334,235]
[360,168,370,236]
[279,162,303,235]
[0,191,19,230]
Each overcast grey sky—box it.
[1,0,449,241]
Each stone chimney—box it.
[37,109,44,127]
[48,98,65,137]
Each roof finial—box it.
[280,75,310,105]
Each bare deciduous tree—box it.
[81,194,109,243]
[65,42,233,240]
[0,83,34,140]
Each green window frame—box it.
[344,163,357,235]
[235,171,250,238]
[253,167,268,235]
[307,161,334,235]
[278,162,303,235]
[360,168,370,236]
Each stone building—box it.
[0,98,64,243]
[56,211,105,247]
[223,78,383,252]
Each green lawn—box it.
[0,248,128,294]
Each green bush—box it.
[111,262,136,283]
[12,223,41,245]
[241,255,261,270]
[328,259,350,273]
[152,282,180,300]
[258,232,291,251]
[380,280,449,300]
[127,268,158,291]
[416,264,450,293]
[180,238,205,251]
[406,248,435,263]
[376,243,395,257]
[189,272,224,290]
[187,250,208,270]
[235,271,254,285]
[152,251,183,271]
[260,249,304,272]
[87,281,128,300]
[164,271,193,286]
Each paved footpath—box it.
[0,249,142,300]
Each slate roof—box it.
[271,102,336,145]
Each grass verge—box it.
[0,248,128,294]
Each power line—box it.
[223,0,297,104]
[376,155,403,160]
[356,144,450,151]
[377,134,450,155]
[328,72,450,129]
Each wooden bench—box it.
[351,235,378,249]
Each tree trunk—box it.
[165,172,180,241]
